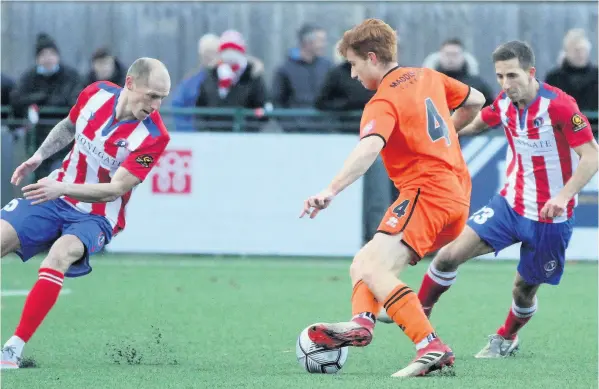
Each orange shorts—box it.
[376,188,469,264]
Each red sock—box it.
[417,264,457,317]
[14,268,64,342]
[497,299,537,340]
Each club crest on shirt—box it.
[114,139,129,148]
[533,117,544,127]
[571,113,587,132]
[135,154,154,168]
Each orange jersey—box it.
[360,67,472,206]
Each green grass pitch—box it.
[1,254,597,389]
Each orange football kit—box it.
[361,67,473,263]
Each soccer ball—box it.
[296,325,348,374]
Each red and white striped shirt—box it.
[481,82,594,223]
[54,81,170,234]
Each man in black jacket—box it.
[545,29,598,117]
[83,47,127,87]
[272,24,332,132]
[10,33,81,180]
[314,60,375,133]
[434,38,495,108]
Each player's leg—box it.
[309,190,438,355]
[475,272,539,358]
[1,198,65,368]
[305,239,387,350]
[1,198,26,258]
[418,194,520,318]
[315,189,463,377]
[1,205,111,369]
[1,234,84,369]
[1,219,21,258]
[476,217,573,358]
[416,226,493,318]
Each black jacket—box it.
[196,62,267,132]
[314,61,374,133]
[272,55,332,108]
[315,61,375,111]
[10,65,81,121]
[10,64,81,179]
[84,58,127,87]
[545,60,598,113]
[1,73,15,121]
[437,63,495,108]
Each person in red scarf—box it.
[195,30,268,132]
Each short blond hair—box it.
[338,18,397,64]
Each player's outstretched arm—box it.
[451,87,486,133]
[10,117,76,186]
[60,167,141,203]
[329,136,385,195]
[541,139,599,218]
[22,167,141,205]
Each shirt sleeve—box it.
[359,99,397,146]
[68,82,100,123]
[121,135,169,182]
[480,98,502,127]
[440,73,471,110]
[550,96,594,148]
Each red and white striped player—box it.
[0,58,171,369]
[411,41,598,357]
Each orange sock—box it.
[351,280,381,318]
[383,283,435,344]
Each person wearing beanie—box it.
[83,47,127,87]
[10,32,81,181]
[195,30,267,132]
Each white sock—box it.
[427,264,457,286]
[415,333,437,351]
[512,297,538,319]
[5,336,25,358]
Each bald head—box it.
[127,57,170,88]
[198,34,220,68]
[124,57,171,120]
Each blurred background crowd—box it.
[1,2,597,242]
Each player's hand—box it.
[300,188,335,219]
[22,178,66,205]
[11,154,43,186]
[540,195,568,219]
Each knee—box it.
[349,249,380,286]
[512,279,537,306]
[349,258,361,283]
[433,244,460,272]
[350,250,370,283]
[41,236,85,272]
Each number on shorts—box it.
[469,206,494,224]
[425,98,450,146]
[393,199,410,218]
[2,199,19,212]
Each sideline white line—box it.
[1,289,72,297]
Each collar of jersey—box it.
[101,87,139,136]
